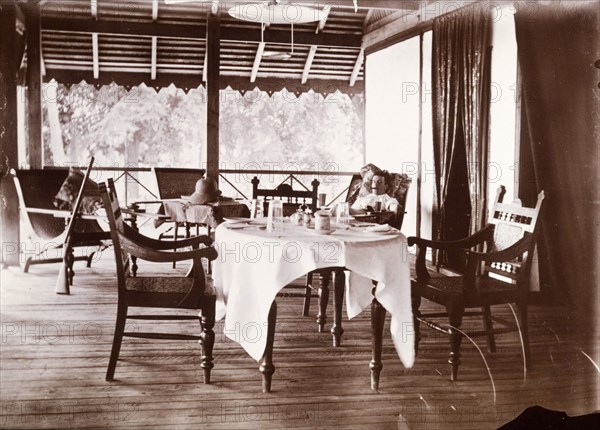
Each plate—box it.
[223,217,251,224]
[305,225,336,235]
[225,224,250,229]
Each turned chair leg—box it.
[199,302,216,384]
[331,270,345,347]
[482,306,496,353]
[66,246,75,287]
[302,272,313,317]
[411,294,421,356]
[370,298,386,391]
[172,224,179,269]
[106,304,128,381]
[448,305,464,381]
[316,271,331,333]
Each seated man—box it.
[350,172,399,215]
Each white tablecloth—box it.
[212,221,415,368]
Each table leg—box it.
[316,271,331,333]
[370,297,386,391]
[259,301,277,393]
[331,269,345,347]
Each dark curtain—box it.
[515,3,599,328]
[432,6,491,266]
[462,24,491,235]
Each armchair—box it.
[408,186,545,381]
[99,178,218,383]
[302,171,411,320]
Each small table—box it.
[161,199,250,227]
[213,220,414,392]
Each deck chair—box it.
[99,178,218,383]
[153,167,206,241]
[407,186,545,381]
[251,176,319,217]
[13,158,109,294]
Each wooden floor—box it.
[1,251,598,429]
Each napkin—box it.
[365,223,391,232]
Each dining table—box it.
[212,218,415,392]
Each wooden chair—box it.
[407,186,545,381]
[153,167,206,241]
[251,176,319,217]
[99,178,218,383]
[250,175,321,316]
[13,158,109,293]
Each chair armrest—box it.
[407,224,494,250]
[465,234,532,264]
[120,233,218,263]
[122,222,212,250]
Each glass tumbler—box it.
[267,200,284,232]
[336,202,350,224]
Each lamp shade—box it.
[228,3,326,24]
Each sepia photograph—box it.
[1,0,598,428]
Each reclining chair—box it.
[13,158,109,293]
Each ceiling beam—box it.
[90,0,97,19]
[151,35,157,79]
[92,32,99,78]
[363,8,374,27]
[349,47,363,86]
[316,5,331,34]
[363,1,476,52]
[41,17,362,48]
[302,45,317,84]
[250,42,265,83]
[42,69,364,96]
[152,0,158,21]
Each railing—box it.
[43,166,357,208]
[219,169,356,207]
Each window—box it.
[365,35,430,238]
[365,8,519,239]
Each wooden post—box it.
[206,12,220,183]
[0,1,20,266]
[26,1,42,169]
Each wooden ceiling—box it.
[28,0,422,94]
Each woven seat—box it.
[99,178,218,383]
[418,276,520,296]
[125,276,194,294]
[408,186,545,381]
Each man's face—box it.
[371,175,386,195]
